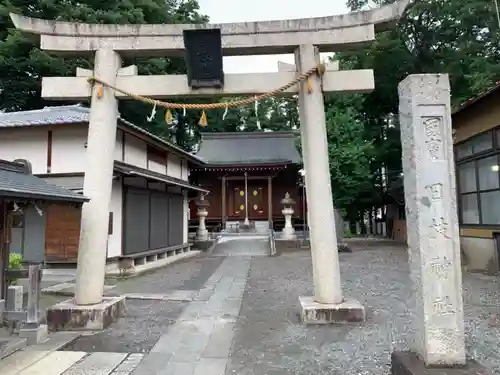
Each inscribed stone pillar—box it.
[295,44,342,304]
[75,49,122,305]
[398,74,465,365]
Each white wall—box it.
[148,159,166,174]
[181,159,189,181]
[0,128,48,174]
[51,126,88,173]
[123,133,147,168]
[107,178,123,258]
[167,153,182,179]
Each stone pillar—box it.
[196,195,210,241]
[295,44,364,323]
[280,193,296,240]
[221,176,226,229]
[75,49,122,305]
[243,172,250,227]
[391,74,480,372]
[267,176,273,228]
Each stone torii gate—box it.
[11,5,486,374]
[9,3,411,326]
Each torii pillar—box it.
[10,0,411,329]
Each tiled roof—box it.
[452,81,500,116]
[0,104,204,165]
[0,105,88,127]
[196,131,302,165]
[0,160,88,202]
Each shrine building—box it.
[189,131,306,232]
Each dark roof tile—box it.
[0,160,88,202]
[196,131,301,165]
[0,105,204,164]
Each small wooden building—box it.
[189,132,305,231]
[0,159,88,304]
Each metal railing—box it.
[268,229,276,257]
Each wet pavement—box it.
[2,239,500,374]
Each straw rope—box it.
[87,63,326,110]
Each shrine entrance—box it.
[228,180,267,220]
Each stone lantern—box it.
[280,192,296,239]
[195,194,210,241]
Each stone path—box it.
[211,237,269,257]
[1,349,145,375]
[2,239,500,375]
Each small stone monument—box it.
[281,192,296,240]
[195,194,210,241]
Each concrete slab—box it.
[18,350,87,375]
[122,290,196,302]
[42,283,115,296]
[46,296,126,331]
[299,296,365,324]
[0,349,50,375]
[28,332,81,351]
[62,352,128,375]
[193,358,228,375]
[111,353,144,373]
[130,353,171,375]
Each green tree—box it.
[0,0,208,129]
[329,0,500,220]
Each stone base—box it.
[338,243,352,253]
[193,239,216,252]
[46,296,126,332]
[299,296,365,324]
[391,351,490,375]
[19,324,48,345]
[196,229,209,242]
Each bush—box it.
[7,253,23,286]
[343,227,353,239]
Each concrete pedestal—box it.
[193,239,216,252]
[19,324,48,345]
[46,296,125,331]
[299,296,365,324]
[196,208,209,241]
[282,207,296,240]
[391,352,490,375]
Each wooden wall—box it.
[190,167,304,221]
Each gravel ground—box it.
[112,256,224,294]
[227,242,500,375]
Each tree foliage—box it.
[0,0,207,115]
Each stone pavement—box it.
[2,239,500,374]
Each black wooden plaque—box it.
[183,28,224,89]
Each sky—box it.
[196,0,349,73]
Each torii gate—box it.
[9,2,410,324]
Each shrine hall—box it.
[188,131,306,232]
